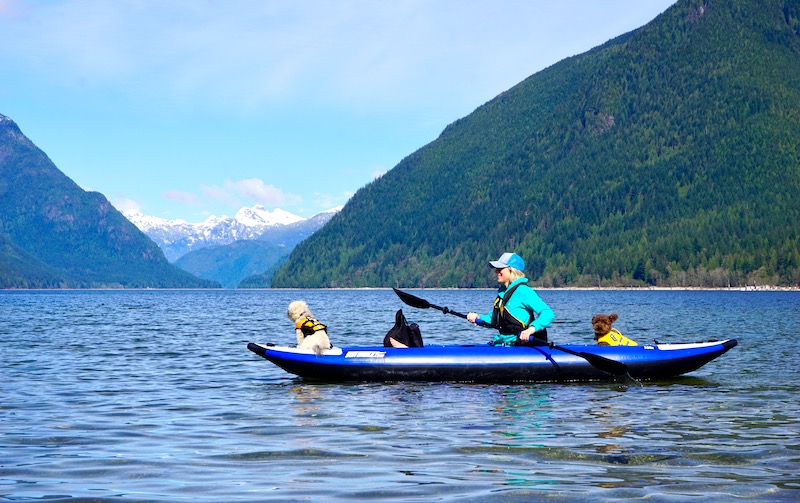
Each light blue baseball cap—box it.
[489,252,525,272]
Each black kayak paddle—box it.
[392,288,629,377]
[392,287,469,319]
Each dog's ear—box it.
[609,313,619,323]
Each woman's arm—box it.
[517,288,554,332]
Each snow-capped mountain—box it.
[124,205,339,262]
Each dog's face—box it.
[591,313,619,336]
[287,300,309,322]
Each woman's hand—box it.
[467,312,479,324]
[519,326,536,341]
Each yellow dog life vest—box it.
[296,316,327,337]
[596,328,638,346]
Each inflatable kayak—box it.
[246,339,738,383]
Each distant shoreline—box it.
[535,286,800,292]
[2,286,799,292]
[257,286,800,292]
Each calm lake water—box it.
[2,289,799,502]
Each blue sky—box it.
[1,0,675,221]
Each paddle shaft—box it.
[426,302,468,319]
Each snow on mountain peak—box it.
[234,205,303,227]
[122,211,173,231]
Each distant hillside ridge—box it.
[0,113,219,288]
[174,240,291,288]
[272,0,800,288]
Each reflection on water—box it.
[490,386,553,444]
[1,289,799,501]
[592,399,630,458]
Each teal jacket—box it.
[477,278,555,341]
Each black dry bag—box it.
[383,309,424,348]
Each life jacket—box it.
[490,282,547,345]
[596,328,638,346]
[296,316,327,337]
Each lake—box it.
[2,288,799,501]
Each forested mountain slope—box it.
[0,114,219,288]
[273,0,800,288]
[175,240,290,288]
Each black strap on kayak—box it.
[530,345,561,373]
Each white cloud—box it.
[0,0,27,17]
[163,190,201,206]
[371,166,387,180]
[110,196,141,214]
[198,178,301,209]
[226,178,272,202]
[305,191,350,214]
[200,184,241,208]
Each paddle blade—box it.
[393,288,432,309]
[552,344,629,377]
[577,352,629,377]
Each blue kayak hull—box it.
[247,339,737,383]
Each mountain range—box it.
[272,0,800,288]
[125,206,339,287]
[124,205,338,262]
[4,0,799,290]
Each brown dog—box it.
[592,313,638,346]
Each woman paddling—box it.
[466,252,555,346]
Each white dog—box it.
[287,300,332,356]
